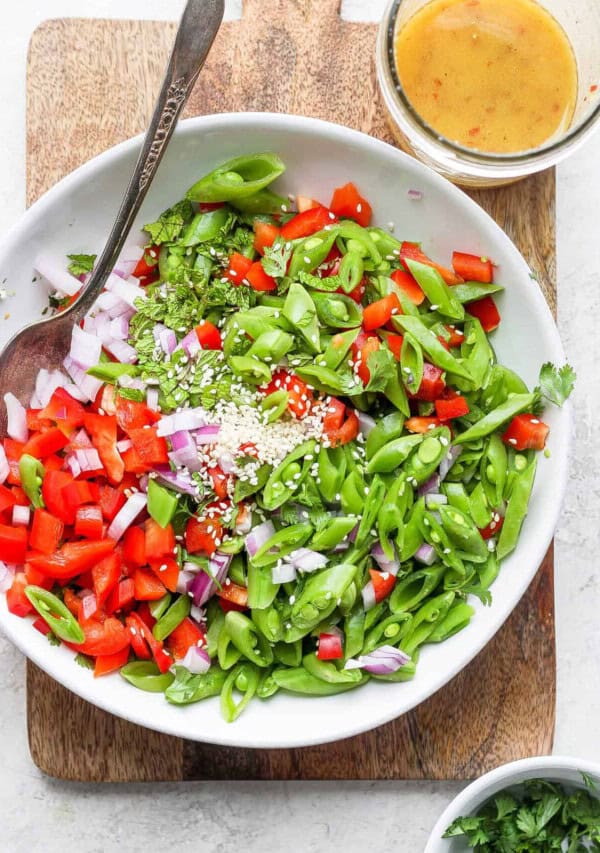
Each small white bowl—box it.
[425,756,600,852]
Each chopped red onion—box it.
[65,455,81,478]
[418,473,441,497]
[34,251,81,297]
[0,445,9,485]
[361,580,377,611]
[332,540,350,553]
[407,189,423,201]
[176,569,195,595]
[117,375,147,393]
[289,548,328,573]
[36,367,69,405]
[190,604,205,623]
[156,326,178,355]
[425,493,448,508]
[272,561,297,583]
[168,430,202,472]
[371,542,400,576]
[189,552,232,606]
[83,311,112,342]
[71,428,93,448]
[180,329,202,358]
[154,467,200,497]
[75,448,103,472]
[218,451,235,474]
[103,338,138,364]
[0,562,16,594]
[245,520,276,558]
[105,272,147,307]
[63,355,103,402]
[12,505,30,526]
[109,315,130,341]
[107,491,147,540]
[157,409,206,437]
[70,324,102,369]
[95,290,131,318]
[440,446,463,481]
[63,382,88,403]
[181,645,211,674]
[146,387,160,412]
[345,645,411,675]
[81,592,98,621]
[348,522,359,543]
[194,424,221,444]
[116,438,132,454]
[4,393,28,442]
[415,543,437,566]
[357,411,376,437]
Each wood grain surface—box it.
[25,1,557,782]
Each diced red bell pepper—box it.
[62,480,99,520]
[296,195,319,213]
[369,568,396,603]
[435,395,470,421]
[391,269,425,306]
[74,504,104,539]
[351,333,381,386]
[22,427,70,460]
[246,261,277,292]
[452,251,494,283]
[362,294,401,331]
[6,573,33,617]
[386,333,404,361]
[502,414,550,451]
[322,397,346,433]
[132,245,160,279]
[323,403,359,448]
[42,470,75,524]
[0,483,17,517]
[330,182,372,227]
[92,552,122,608]
[133,567,166,601]
[166,617,207,660]
[83,413,124,485]
[411,363,446,402]
[195,320,222,350]
[280,206,336,241]
[479,515,504,540]
[400,242,463,286]
[145,519,175,561]
[26,410,52,432]
[128,427,169,466]
[208,466,230,501]
[75,616,130,657]
[98,485,126,522]
[30,508,64,555]
[62,588,82,618]
[105,577,136,615]
[253,221,280,255]
[24,561,53,589]
[217,580,248,611]
[445,325,465,348]
[125,614,152,660]
[223,252,253,285]
[0,524,27,564]
[465,296,501,332]
[126,612,172,672]
[115,397,160,432]
[263,370,314,418]
[405,416,443,434]
[40,387,86,432]
[121,446,153,474]
[33,616,52,636]
[123,525,146,569]
[316,632,343,661]
[185,517,222,557]
[94,644,131,677]
[148,557,179,594]
[340,279,367,304]
[27,539,116,580]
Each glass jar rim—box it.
[382,0,600,167]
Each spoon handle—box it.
[67,0,224,323]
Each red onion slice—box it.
[12,505,30,527]
[245,520,276,558]
[357,411,376,437]
[418,473,441,498]
[74,448,103,472]
[181,645,211,673]
[345,645,411,675]
[168,430,202,472]
[289,548,328,573]
[176,570,195,595]
[425,493,448,508]
[440,446,463,481]
[189,552,232,606]
[154,467,199,497]
[0,445,9,485]
[371,542,400,576]
[194,424,221,444]
[361,580,377,611]
[70,325,102,369]
[63,355,103,402]
[415,543,437,566]
[4,393,28,442]
[180,330,202,358]
[146,387,160,412]
[0,562,16,594]
[104,338,138,364]
[157,409,207,437]
[107,491,147,540]
[34,251,81,297]
[105,272,147,308]
[271,562,297,584]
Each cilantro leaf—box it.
[67,253,96,276]
[538,362,576,407]
[46,631,61,647]
[144,199,193,245]
[364,347,398,393]
[262,238,293,278]
[74,653,95,670]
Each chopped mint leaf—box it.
[144,199,194,245]
[67,253,96,276]
[262,238,293,278]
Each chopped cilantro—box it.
[538,362,576,407]
[67,253,96,276]
[74,653,95,670]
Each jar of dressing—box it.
[376,0,600,186]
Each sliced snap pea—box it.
[120,661,174,693]
[338,251,364,293]
[392,315,472,381]
[234,463,271,502]
[366,434,423,474]
[224,611,274,668]
[398,498,426,562]
[339,579,358,615]
[230,189,289,214]
[322,328,361,371]
[247,330,294,364]
[405,258,465,321]
[165,665,227,705]
[288,228,340,280]
[229,355,272,385]
[390,565,445,613]
[355,476,386,547]
[283,283,320,353]
[87,362,140,382]
[371,659,417,682]
[344,606,366,659]
[220,662,261,722]
[402,591,456,656]
[273,639,302,667]
[19,455,45,509]
[295,364,358,397]
[262,440,316,510]
[317,446,347,504]
[468,481,493,529]
[217,625,243,670]
[247,562,279,610]
[366,412,406,460]
[252,605,282,643]
[310,517,357,551]
[312,292,363,329]
[25,586,84,644]
[497,458,537,560]
[290,562,357,633]
[250,523,313,568]
[442,482,471,516]
[181,208,230,246]
[480,434,508,509]
[400,334,424,395]
[149,593,172,621]
[147,478,178,529]
[303,652,363,684]
[152,594,191,642]
[461,318,494,388]
[438,505,488,563]
[454,393,534,444]
[427,602,475,643]
[272,667,366,696]
[186,153,285,202]
[452,282,504,303]
[402,428,452,485]
[362,612,413,653]
[256,667,280,699]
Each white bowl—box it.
[425,756,600,852]
[0,113,571,748]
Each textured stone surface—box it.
[0,0,598,850]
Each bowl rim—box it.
[0,111,573,747]
[424,755,600,852]
[377,0,600,179]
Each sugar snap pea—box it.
[220,662,261,722]
[272,667,366,695]
[186,153,285,202]
[454,394,534,444]
[25,586,84,644]
[152,593,191,641]
[392,315,472,380]
[405,258,465,321]
[497,458,537,559]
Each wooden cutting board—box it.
[25,0,557,781]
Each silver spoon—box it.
[0,0,224,432]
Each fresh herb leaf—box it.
[67,253,96,276]
[297,271,343,292]
[364,347,397,393]
[46,631,61,647]
[538,362,576,407]
[262,238,293,278]
[74,653,95,670]
[144,199,194,245]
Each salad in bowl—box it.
[0,148,572,724]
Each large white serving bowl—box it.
[425,756,600,852]
[0,113,571,748]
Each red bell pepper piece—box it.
[0,524,27,564]
[24,561,53,589]
[132,246,159,279]
[223,252,253,285]
[351,333,381,386]
[253,221,280,255]
[105,577,135,615]
[452,251,494,283]
[329,182,372,227]
[133,567,167,601]
[166,617,207,660]
[369,568,396,603]
[26,410,52,432]
[325,408,359,448]
[502,414,550,451]
[30,508,64,555]
[195,320,222,350]
[435,395,470,421]
[74,504,104,539]
[217,579,249,611]
[94,644,131,677]
[263,370,313,418]
[405,416,443,434]
[145,519,175,561]
[6,572,33,617]
[115,397,160,432]
[125,614,152,659]
[246,261,277,292]
[63,588,82,618]
[22,427,70,460]
[316,632,343,661]
[83,412,124,485]
[92,551,122,608]
[126,612,172,672]
[42,470,76,524]
[121,446,153,475]
[362,294,402,331]
[128,426,169,466]
[280,206,336,241]
[33,616,52,636]
[185,517,221,557]
[98,485,126,522]
[148,557,179,593]
[465,296,501,332]
[391,269,426,306]
[40,387,86,432]
[122,525,146,568]
[400,242,463,286]
[75,616,130,657]
[445,325,465,348]
[0,483,17,517]
[208,466,230,501]
[27,539,116,580]
[62,480,99,520]
[411,363,446,402]
[386,333,404,361]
